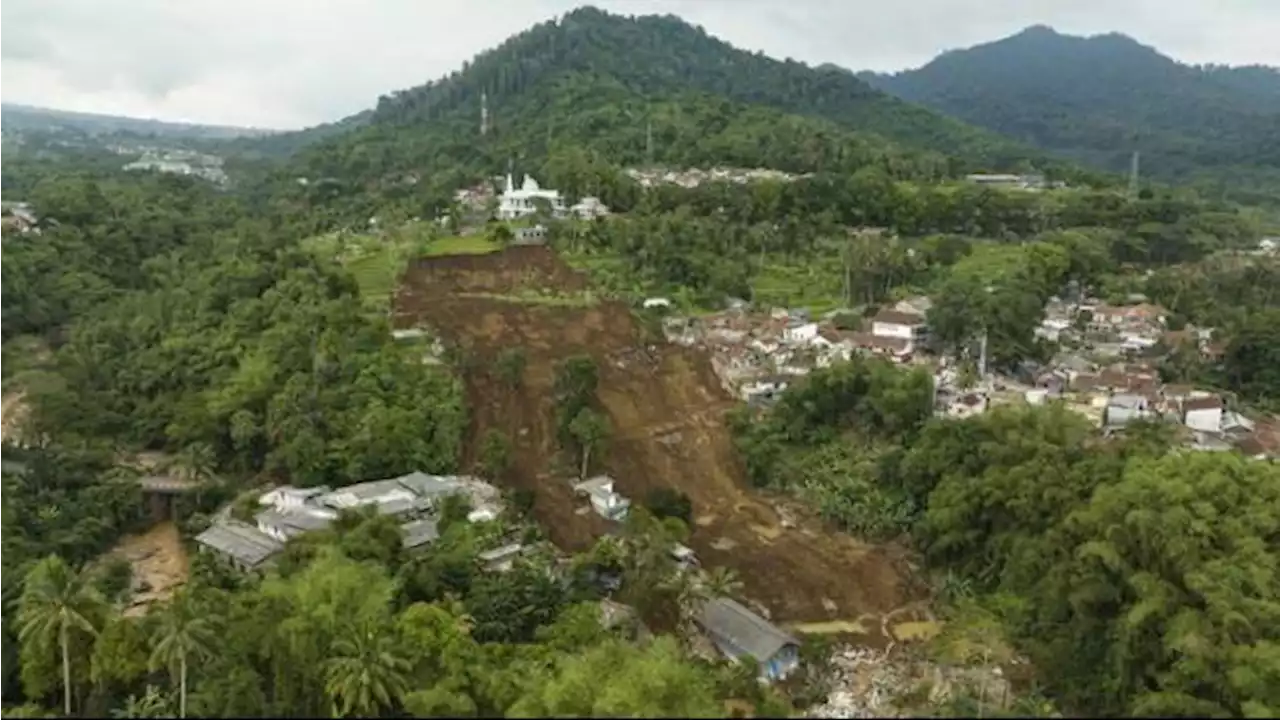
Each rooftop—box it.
[698,597,798,663]
[195,521,283,568]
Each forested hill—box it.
[859,26,1280,202]
[256,6,1086,211]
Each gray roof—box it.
[1109,393,1147,409]
[377,496,423,517]
[574,475,615,495]
[479,543,526,562]
[195,521,283,568]
[400,518,440,549]
[255,509,334,535]
[333,477,407,501]
[394,471,466,499]
[698,597,798,663]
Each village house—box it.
[871,308,928,348]
[512,224,549,245]
[479,543,529,573]
[1105,393,1151,428]
[569,196,610,220]
[1,202,39,234]
[696,597,801,682]
[573,475,632,522]
[194,520,285,574]
[497,174,565,220]
[946,392,988,419]
[1183,395,1225,434]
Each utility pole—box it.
[645,117,654,167]
[1128,150,1141,198]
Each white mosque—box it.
[497,174,566,220]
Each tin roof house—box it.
[697,597,800,681]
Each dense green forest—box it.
[4,5,1280,718]
[861,26,1280,206]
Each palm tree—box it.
[701,566,744,600]
[17,555,106,716]
[323,622,412,717]
[148,590,218,718]
[111,685,174,718]
[170,442,217,486]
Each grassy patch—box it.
[751,253,846,314]
[423,235,500,257]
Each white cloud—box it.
[2,0,1277,128]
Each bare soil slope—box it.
[394,247,920,636]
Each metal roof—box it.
[400,518,440,549]
[698,597,798,663]
[255,509,334,535]
[195,521,283,568]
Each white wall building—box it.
[783,321,819,344]
[498,174,565,220]
[1184,396,1224,434]
[871,309,927,343]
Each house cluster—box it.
[663,297,933,408]
[123,150,227,184]
[964,173,1064,191]
[194,471,503,572]
[1,202,39,234]
[624,166,804,189]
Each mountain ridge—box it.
[858,25,1280,200]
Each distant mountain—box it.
[253,5,1086,217]
[1,103,277,141]
[860,26,1280,198]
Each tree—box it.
[323,621,412,717]
[148,589,218,718]
[645,487,693,525]
[169,442,216,485]
[568,407,610,479]
[478,429,511,481]
[494,348,527,389]
[701,566,744,600]
[18,555,106,716]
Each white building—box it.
[871,309,927,344]
[570,196,610,220]
[1183,395,1224,434]
[782,321,819,344]
[497,174,565,220]
[573,475,631,522]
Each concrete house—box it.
[783,321,819,344]
[254,508,336,543]
[478,543,529,573]
[1183,395,1224,434]
[871,308,927,347]
[195,520,284,573]
[697,597,801,681]
[512,224,548,246]
[1106,393,1151,428]
[573,475,632,521]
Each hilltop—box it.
[860,26,1280,201]
[253,6,1083,213]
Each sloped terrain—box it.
[393,246,920,633]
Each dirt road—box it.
[394,247,920,636]
[112,521,190,617]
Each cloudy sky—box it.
[3,0,1277,129]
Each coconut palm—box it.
[111,685,174,718]
[702,566,744,600]
[170,442,217,485]
[17,555,106,716]
[149,590,218,718]
[323,621,412,717]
